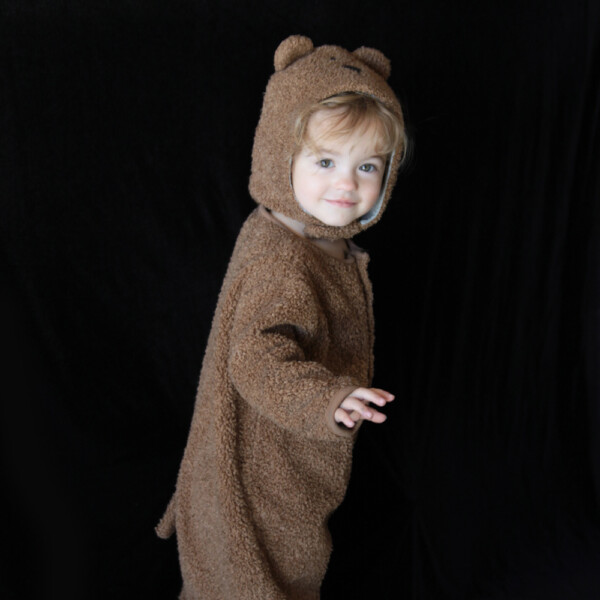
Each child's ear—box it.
[352,47,391,80]
[274,35,314,71]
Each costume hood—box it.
[249,35,405,240]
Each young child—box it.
[156,35,407,599]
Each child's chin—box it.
[318,216,356,227]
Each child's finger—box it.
[349,410,362,422]
[339,397,369,414]
[340,398,379,421]
[340,396,389,423]
[363,408,387,424]
[334,408,356,428]
[348,388,394,407]
[370,388,395,402]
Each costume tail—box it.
[155,494,176,539]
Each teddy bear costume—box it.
[156,35,405,599]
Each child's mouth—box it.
[325,199,356,207]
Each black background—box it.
[2,1,599,598]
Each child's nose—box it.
[334,171,358,191]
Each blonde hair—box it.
[293,93,406,160]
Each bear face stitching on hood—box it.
[249,35,406,241]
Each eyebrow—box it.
[311,147,385,161]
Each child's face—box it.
[291,110,386,228]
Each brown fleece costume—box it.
[156,36,405,599]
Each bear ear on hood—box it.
[274,35,314,71]
[353,46,391,80]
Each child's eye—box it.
[319,159,334,168]
[359,163,377,173]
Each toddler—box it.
[157,35,407,599]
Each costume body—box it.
[157,36,406,599]
[158,206,374,599]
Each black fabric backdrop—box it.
[2,2,599,599]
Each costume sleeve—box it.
[228,261,361,441]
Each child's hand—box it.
[334,387,394,428]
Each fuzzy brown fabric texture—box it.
[158,208,373,599]
[157,36,403,599]
[249,35,405,240]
